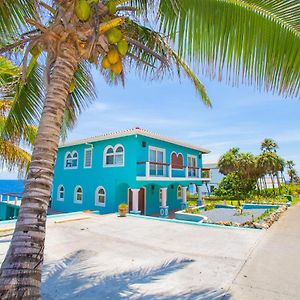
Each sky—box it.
[1,68,299,179]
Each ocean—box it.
[0,180,25,195]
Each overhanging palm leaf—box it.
[158,0,300,97]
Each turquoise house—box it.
[52,128,210,216]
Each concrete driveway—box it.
[0,213,263,299]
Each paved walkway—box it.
[229,202,300,299]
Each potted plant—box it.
[118,203,128,217]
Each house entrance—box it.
[128,188,145,215]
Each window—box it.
[65,151,78,169]
[188,155,197,177]
[57,185,64,201]
[95,186,106,206]
[177,185,182,199]
[104,144,125,167]
[84,148,93,168]
[149,147,165,176]
[115,146,124,165]
[171,152,184,169]
[74,186,83,203]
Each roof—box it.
[59,127,210,154]
[203,163,218,169]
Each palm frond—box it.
[157,0,300,97]
[124,21,212,106]
[0,0,39,40]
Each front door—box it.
[128,188,145,215]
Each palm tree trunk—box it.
[276,172,281,193]
[270,173,276,195]
[0,44,78,299]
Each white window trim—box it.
[57,185,64,201]
[148,146,166,176]
[84,148,93,168]
[187,154,198,167]
[103,144,125,168]
[64,151,79,170]
[74,185,83,204]
[95,186,106,207]
[170,151,184,170]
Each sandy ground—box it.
[0,213,264,299]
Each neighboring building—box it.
[201,163,224,196]
[52,128,210,216]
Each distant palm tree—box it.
[1,0,300,298]
[286,160,299,183]
[218,147,240,175]
[261,138,279,153]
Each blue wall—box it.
[52,133,204,215]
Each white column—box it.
[131,188,140,212]
[182,187,187,204]
[145,162,150,178]
[198,168,202,178]
[197,186,203,206]
[160,187,168,207]
[185,166,189,178]
[168,165,172,179]
[0,194,2,202]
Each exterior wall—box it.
[52,133,204,215]
[52,135,138,213]
[135,135,202,178]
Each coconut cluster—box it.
[74,0,129,75]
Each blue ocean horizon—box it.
[0,180,25,195]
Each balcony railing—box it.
[137,161,210,180]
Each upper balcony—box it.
[136,161,211,182]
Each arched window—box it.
[114,145,124,165]
[95,186,106,206]
[57,185,64,201]
[105,146,114,165]
[74,186,83,203]
[65,152,72,168]
[171,152,184,169]
[72,151,78,167]
[65,151,78,169]
[104,144,125,166]
[177,185,182,199]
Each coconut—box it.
[107,28,122,44]
[101,56,111,69]
[107,48,120,65]
[111,60,123,75]
[75,0,91,22]
[117,39,129,56]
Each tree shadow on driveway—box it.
[42,249,230,300]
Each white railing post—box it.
[199,168,202,178]
[185,166,189,178]
[168,164,172,179]
[7,195,10,202]
[0,194,2,202]
[146,161,150,178]
[15,196,18,205]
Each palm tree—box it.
[218,147,240,175]
[261,138,279,153]
[286,160,299,183]
[0,0,300,298]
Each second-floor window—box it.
[104,144,124,167]
[188,155,197,177]
[149,147,165,176]
[65,151,78,169]
[84,148,93,168]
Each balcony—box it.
[136,161,211,181]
